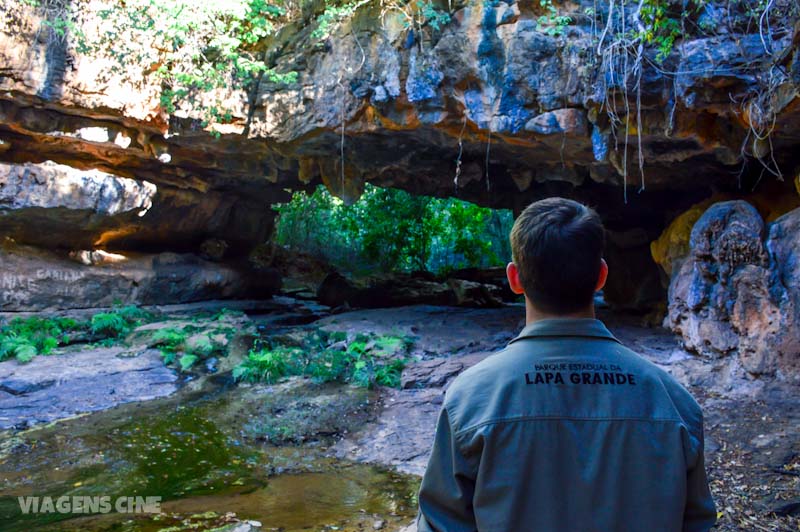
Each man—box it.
[416,197,716,531]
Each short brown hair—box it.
[510,197,605,314]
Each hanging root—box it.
[485,130,492,192]
[454,114,467,192]
[335,29,367,196]
[592,0,799,196]
[596,0,647,203]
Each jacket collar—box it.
[509,318,621,344]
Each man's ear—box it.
[506,262,526,295]
[595,258,608,292]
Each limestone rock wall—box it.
[2,0,798,221]
[667,201,800,381]
[1,0,799,309]
[0,243,279,311]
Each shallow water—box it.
[0,379,418,531]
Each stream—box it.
[0,372,418,532]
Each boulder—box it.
[0,161,279,254]
[524,108,589,137]
[447,278,505,308]
[0,347,177,429]
[445,266,517,301]
[650,198,726,277]
[316,271,504,309]
[0,243,280,311]
[764,207,800,376]
[667,201,800,378]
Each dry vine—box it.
[335,26,367,196]
[594,0,799,197]
[454,113,467,192]
[735,0,798,183]
[596,0,648,203]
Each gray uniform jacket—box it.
[416,318,716,532]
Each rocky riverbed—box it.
[0,299,798,531]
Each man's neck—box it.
[524,298,596,325]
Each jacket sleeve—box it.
[416,405,478,532]
[683,423,717,532]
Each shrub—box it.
[232,331,412,388]
[90,305,152,340]
[233,347,294,383]
[0,316,81,363]
[374,358,406,388]
[0,307,153,364]
[186,334,218,358]
[90,312,131,338]
[151,328,188,365]
[152,328,229,372]
[0,336,38,363]
[179,353,199,372]
[113,305,153,323]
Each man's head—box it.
[507,197,607,315]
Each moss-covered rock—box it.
[201,378,376,444]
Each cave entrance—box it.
[268,183,668,317]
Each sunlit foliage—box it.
[272,184,513,274]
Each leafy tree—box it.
[19,0,451,130]
[272,184,513,275]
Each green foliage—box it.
[0,316,79,363]
[151,327,228,371]
[0,306,153,364]
[312,1,365,40]
[179,353,200,372]
[273,184,513,275]
[75,0,299,127]
[21,0,450,129]
[212,308,245,321]
[381,0,451,34]
[1,339,38,363]
[21,0,91,52]
[90,305,151,339]
[151,328,188,365]
[90,313,130,338]
[536,0,572,36]
[587,0,796,68]
[636,0,701,63]
[232,330,412,388]
[233,346,294,383]
[189,335,216,357]
[374,358,406,387]
[416,0,451,31]
[113,305,153,323]
[311,0,450,49]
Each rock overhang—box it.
[0,0,797,255]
